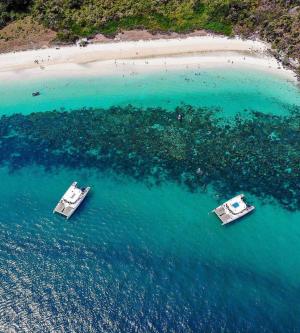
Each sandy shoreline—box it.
[0,36,298,82]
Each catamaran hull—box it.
[53,183,90,219]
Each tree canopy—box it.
[0,0,299,69]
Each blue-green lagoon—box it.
[1,68,300,116]
[0,67,300,332]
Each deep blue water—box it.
[0,68,300,332]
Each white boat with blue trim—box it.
[213,194,255,225]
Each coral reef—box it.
[1,105,300,210]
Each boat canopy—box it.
[64,187,82,204]
[226,197,247,214]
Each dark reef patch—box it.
[1,105,300,211]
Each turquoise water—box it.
[1,68,299,116]
[1,67,300,332]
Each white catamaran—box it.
[213,194,255,225]
[53,182,90,219]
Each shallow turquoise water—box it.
[0,67,300,332]
[1,68,299,116]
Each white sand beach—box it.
[0,35,297,81]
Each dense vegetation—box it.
[0,0,299,68]
[229,0,300,66]
[0,0,233,37]
[0,0,32,28]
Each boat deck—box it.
[214,206,233,224]
[54,202,73,218]
[53,182,90,219]
[213,194,255,225]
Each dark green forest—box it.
[0,0,299,67]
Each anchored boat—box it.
[213,194,254,225]
[53,182,90,219]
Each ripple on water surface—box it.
[0,67,300,332]
[0,166,300,332]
